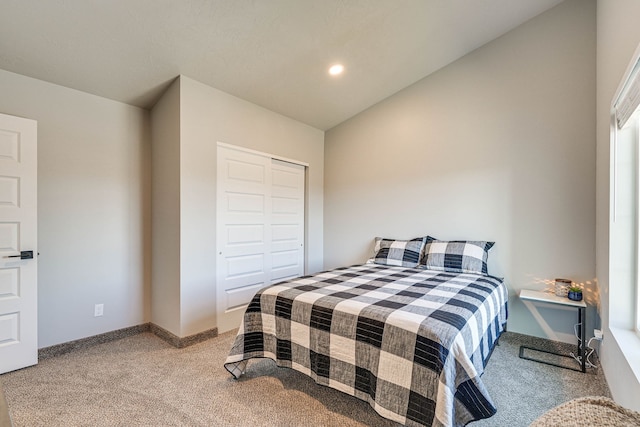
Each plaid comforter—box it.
[224,264,508,427]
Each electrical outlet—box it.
[94,304,104,317]
[594,329,603,340]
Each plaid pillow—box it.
[373,237,426,268]
[422,236,494,275]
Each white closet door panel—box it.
[225,193,265,215]
[272,167,303,198]
[217,147,271,332]
[226,224,264,246]
[272,197,300,215]
[225,283,264,311]
[225,253,264,278]
[271,221,301,282]
[226,159,265,184]
[272,223,299,240]
[271,250,302,283]
[270,160,304,286]
[217,148,305,333]
[272,224,302,252]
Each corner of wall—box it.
[150,77,182,336]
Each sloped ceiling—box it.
[0,0,564,130]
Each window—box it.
[611,50,640,337]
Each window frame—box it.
[636,116,640,336]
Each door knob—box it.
[5,250,34,260]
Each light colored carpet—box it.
[474,333,610,426]
[0,330,610,426]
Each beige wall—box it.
[150,78,181,336]
[151,75,324,337]
[0,69,150,348]
[596,0,640,411]
[325,0,596,343]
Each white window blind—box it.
[615,59,640,129]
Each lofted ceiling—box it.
[0,0,564,130]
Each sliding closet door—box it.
[270,159,305,284]
[217,145,304,333]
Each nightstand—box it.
[518,289,587,373]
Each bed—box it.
[224,237,508,427]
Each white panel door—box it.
[217,146,305,333]
[217,147,272,333]
[0,113,37,374]
[270,159,304,284]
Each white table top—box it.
[519,289,586,308]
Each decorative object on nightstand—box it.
[555,278,571,297]
[567,284,583,301]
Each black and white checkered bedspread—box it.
[224,264,508,427]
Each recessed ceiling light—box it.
[329,64,344,76]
